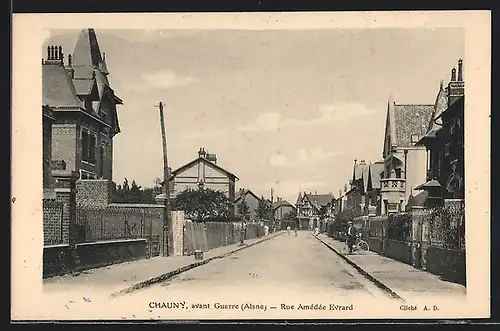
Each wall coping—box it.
[44,244,70,249]
[52,170,79,180]
[75,238,147,247]
[107,203,164,209]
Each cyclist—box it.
[346,221,358,254]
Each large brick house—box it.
[166,148,238,204]
[42,29,122,182]
[415,59,465,207]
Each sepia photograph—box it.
[11,12,490,321]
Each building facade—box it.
[168,148,238,203]
[235,189,262,222]
[43,106,56,194]
[380,90,441,214]
[344,159,370,214]
[42,29,122,181]
[273,198,296,229]
[296,192,335,229]
[365,161,385,215]
[416,59,465,206]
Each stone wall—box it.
[43,239,149,278]
[385,239,412,265]
[426,246,466,285]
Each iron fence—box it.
[75,204,163,243]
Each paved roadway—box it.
[106,231,397,318]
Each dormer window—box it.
[411,134,420,144]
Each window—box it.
[444,142,451,156]
[395,168,402,178]
[99,145,105,178]
[80,170,96,180]
[82,128,96,164]
[387,203,399,213]
[411,134,420,144]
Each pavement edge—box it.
[311,233,405,302]
[109,231,285,299]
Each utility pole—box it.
[270,188,274,231]
[155,101,173,256]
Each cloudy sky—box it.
[44,28,464,203]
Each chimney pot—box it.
[458,59,463,81]
[47,46,51,60]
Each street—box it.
[113,232,395,305]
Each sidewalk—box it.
[43,231,284,298]
[314,233,466,301]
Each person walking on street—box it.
[286,225,291,235]
[346,221,358,254]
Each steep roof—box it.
[170,156,239,180]
[352,161,369,192]
[42,63,84,108]
[295,191,303,205]
[406,191,428,210]
[235,189,261,203]
[393,104,435,148]
[304,193,335,211]
[72,29,104,79]
[273,200,295,210]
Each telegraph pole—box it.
[270,188,274,231]
[155,101,173,256]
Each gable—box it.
[175,160,200,178]
[205,161,228,178]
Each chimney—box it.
[447,59,465,107]
[458,59,463,82]
[360,160,366,165]
[68,54,72,67]
[198,147,206,158]
[206,153,217,164]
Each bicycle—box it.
[341,234,370,254]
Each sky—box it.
[44,28,464,204]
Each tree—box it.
[237,198,251,221]
[334,208,362,232]
[283,210,299,228]
[111,178,156,204]
[256,196,271,220]
[172,188,233,222]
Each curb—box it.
[109,231,284,299]
[311,233,405,302]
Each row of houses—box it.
[335,58,465,217]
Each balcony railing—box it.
[380,178,406,193]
